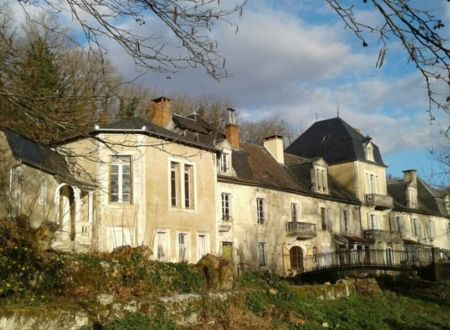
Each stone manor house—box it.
[1,97,449,276]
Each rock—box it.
[354,278,381,296]
[268,288,278,295]
[197,254,234,291]
[322,322,330,328]
[324,281,331,285]
[96,293,114,306]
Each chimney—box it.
[263,135,284,164]
[224,108,240,149]
[150,97,172,129]
[403,169,417,185]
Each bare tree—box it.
[13,0,246,80]
[326,0,450,136]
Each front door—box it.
[289,246,303,272]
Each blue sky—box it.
[9,0,450,186]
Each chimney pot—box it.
[403,169,417,185]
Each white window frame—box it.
[154,229,170,261]
[219,152,231,174]
[197,232,210,261]
[110,155,132,203]
[256,198,265,224]
[221,193,231,220]
[342,209,349,232]
[177,232,190,262]
[369,214,379,229]
[168,158,196,211]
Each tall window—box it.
[178,233,188,262]
[365,172,378,194]
[110,155,131,203]
[291,203,298,222]
[315,167,328,193]
[219,152,230,173]
[258,242,266,267]
[170,162,180,207]
[221,193,231,220]
[184,164,194,208]
[256,198,265,224]
[197,233,209,260]
[412,218,420,237]
[447,222,450,239]
[428,220,435,239]
[365,143,374,161]
[320,207,327,230]
[342,210,349,232]
[155,231,169,261]
[369,214,378,229]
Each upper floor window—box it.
[110,155,131,203]
[428,220,435,239]
[390,215,402,232]
[412,218,421,237]
[320,207,328,231]
[365,172,379,194]
[369,214,379,229]
[315,166,328,194]
[291,203,298,222]
[184,164,194,208]
[407,186,418,208]
[257,198,265,224]
[365,143,374,161]
[342,210,349,232]
[221,193,231,220]
[170,161,195,209]
[219,152,231,174]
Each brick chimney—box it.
[150,97,172,129]
[224,108,240,149]
[403,169,417,186]
[263,135,284,164]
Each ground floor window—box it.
[197,233,209,260]
[258,242,266,267]
[108,227,133,252]
[155,230,169,261]
[289,246,303,270]
[222,241,233,261]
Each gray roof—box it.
[388,178,449,217]
[96,117,219,152]
[219,144,360,204]
[285,117,386,166]
[1,127,70,177]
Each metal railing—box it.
[365,193,394,209]
[301,249,433,273]
[363,229,402,241]
[285,222,317,238]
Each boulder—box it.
[354,278,381,296]
[197,254,234,291]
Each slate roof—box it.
[285,117,386,166]
[388,178,449,217]
[1,127,70,177]
[219,144,360,204]
[95,117,219,152]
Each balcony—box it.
[365,193,393,210]
[363,229,402,242]
[219,215,232,232]
[286,222,317,240]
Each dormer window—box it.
[219,152,231,174]
[407,186,418,208]
[365,142,374,162]
[313,164,328,194]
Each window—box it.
[365,143,374,161]
[428,220,435,239]
[219,152,231,173]
[170,161,195,210]
[197,233,209,260]
[256,198,265,224]
[108,227,133,252]
[258,242,266,267]
[184,164,194,208]
[291,203,298,222]
[447,222,450,239]
[315,167,328,193]
[110,155,131,203]
[155,231,169,261]
[369,214,378,229]
[221,193,231,220]
[408,187,418,208]
[178,233,189,262]
[412,218,420,237]
[342,210,349,232]
[222,241,233,261]
[170,162,180,207]
[365,172,379,194]
[38,177,47,207]
[320,207,327,230]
